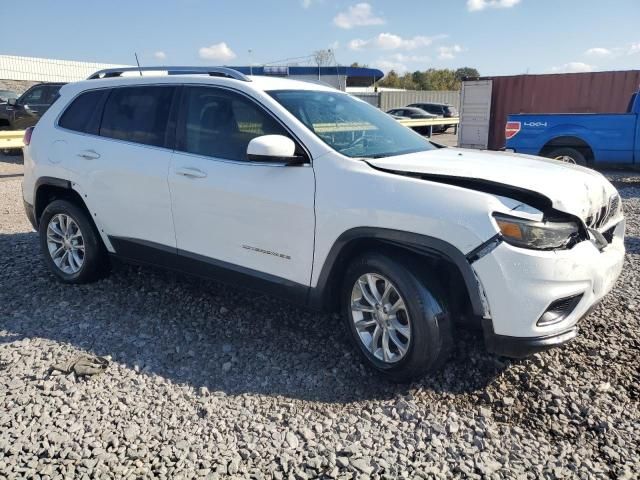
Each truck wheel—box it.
[39,200,109,283]
[546,147,587,167]
[342,253,452,382]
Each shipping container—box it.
[460,70,640,150]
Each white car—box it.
[22,67,625,381]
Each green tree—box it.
[455,67,480,82]
[378,67,480,91]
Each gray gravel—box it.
[1,167,639,479]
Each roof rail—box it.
[87,66,251,82]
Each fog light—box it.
[537,294,583,327]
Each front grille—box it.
[537,294,583,327]
[586,194,620,230]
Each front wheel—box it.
[342,253,452,382]
[39,200,109,283]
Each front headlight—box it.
[493,213,580,250]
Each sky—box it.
[1,0,639,77]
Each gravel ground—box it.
[1,164,639,479]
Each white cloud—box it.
[154,51,167,60]
[437,44,463,60]
[329,40,340,51]
[301,0,312,7]
[467,0,521,11]
[585,47,612,57]
[550,62,593,73]
[583,42,640,58]
[198,42,237,62]
[349,33,446,51]
[373,59,409,74]
[389,53,431,63]
[333,3,385,29]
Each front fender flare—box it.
[309,227,488,318]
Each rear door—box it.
[168,85,315,290]
[67,85,178,250]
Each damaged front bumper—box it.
[473,219,625,358]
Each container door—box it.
[458,79,492,149]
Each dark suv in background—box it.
[407,102,458,132]
[0,82,65,131]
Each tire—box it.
[341,253,453,382]
[39,199,109,283]
[545,147,587,167]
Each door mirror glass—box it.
[247,135,304,164]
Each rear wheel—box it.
[545,147,587,167]
[39,200,109,283]
[342,253,452,382]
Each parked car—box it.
[505,92,640,167]
[22,66,625,382]
[0,82,65,131]
[407,102,458,133]
[386,107,438,120]
[386,107,438,135]
[0,89,19,104]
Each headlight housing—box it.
[493,213,580,250]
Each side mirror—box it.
[7,98,16,106]
[247,135,307,166]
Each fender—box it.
[309,227,488,318]
[538,126,595,153]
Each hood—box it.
[366,148,618,221]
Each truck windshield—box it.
[268,90,436,158]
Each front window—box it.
[269,90,436,159]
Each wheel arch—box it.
[34,177,91,228]
[310,227,487,326]
[539,135,595,164]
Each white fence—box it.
[350,90,461,111]
[0,55,127,82]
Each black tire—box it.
[545,147,587,167]
[39,199,109,283]
[341,253,453,382]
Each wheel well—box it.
[320,238,478,328]
[540,136,594,164]
[34,184,91,226]
[0,119,10,128]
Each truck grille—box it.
[586,194,620,230]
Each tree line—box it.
[351,64,480,91]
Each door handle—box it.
[175,167,207,178]
[77,150,100,160]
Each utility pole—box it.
[248,49,253,75]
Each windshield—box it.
[268,90,436,158]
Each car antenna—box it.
[134,53,143,76]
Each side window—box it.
[20,87,45,105]
[180,86,289,161]
[59,90,104,133]
[100,86,175,148]
[43,85,62,105]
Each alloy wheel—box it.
[350,273,411,363]
[46,213,85,274]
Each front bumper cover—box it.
[482,302,599,358]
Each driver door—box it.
[168,86,315,291]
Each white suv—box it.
[22,67,625,381]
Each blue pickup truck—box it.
[505,91,640,167]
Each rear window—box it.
[100,86,175,148]
[59,90,104,133]
[445,106,458,116]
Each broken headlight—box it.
[493,213,580,250]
